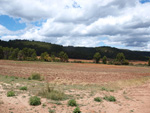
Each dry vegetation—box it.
[0,60,150,113]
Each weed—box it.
[94,97,102,102]
[20,86,27,90]
[42,103,46,108]
[101,87,108,91]
[103,95,116,102]
[29,96,41,106]
[68,99,77,107]
[7,91,15,97]
[73,107,81,113]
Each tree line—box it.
[93,52,150,66]
[0,40,149,61]
[0,46,150,66]
[0,46,68,62]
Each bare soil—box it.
[0,60,149,84]
[0,60,150,113]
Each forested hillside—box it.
[0,39,150,61]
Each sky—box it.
[0,0,150,51]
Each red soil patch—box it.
[0,60,150,84]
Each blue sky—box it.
[0,15,26,31]
[0,0,150,51]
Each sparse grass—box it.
[103,95,116,102]
[7,91,15,97]
[29,96,41,106]
[48,108,55,113]
[38,83,67,100]
[73,107,81,113]
[20,86,27,90]
[68,99,77,107]
[101,87,114,92]
[94,97,102,102]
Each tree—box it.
[51,54,56,62]
[93,52,101,63]
[116,53,125,64]
[115,53,129,65]
[3,47,11,59]
[59,51,68,62]
[148,58,150,66]
[9,48,19,60]
[40,52,50,61]
[31,52,37,60]
[18,50,24,60]
[102,56,107,64]
[0,46,3,59]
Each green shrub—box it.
[94,97,102,102]
[68,99,77,107]
[28,77,31,80]
[102,56,107,64]
[73,107,81,113]
[122,60,129,65]
[31,73,41,80]
[103,96,116,102]
[29,96,41,106]
[7,91,15,97]
[20,86,27,90]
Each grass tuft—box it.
[7,91,15,97]
[103,95,116,102]
[68,99,77,107]
[20,86,27,90]
[94,97,102,102]
[29,96,41,106]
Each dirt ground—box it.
[0,60,149,84]
[0,60,150,113]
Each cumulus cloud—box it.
[0,0,150,50]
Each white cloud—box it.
[0,0,150,50]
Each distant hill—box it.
[0,39,150,61]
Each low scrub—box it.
[29,73,44,81]
[29,96,41,106]
[103,95,116,102]
[20,86,27,90]
[73,107,81,113]
[68,99,77,107]
[7,91,15,97]
[94,97,102,102]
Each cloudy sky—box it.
[0,0,150,51]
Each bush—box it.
[73,107,81,113]
[20,86,27,90]
[68,99,77,107]
[103,96,116,102]
[31,73,41,80]
[122,60,129,65]
[7,91,15,97]
[113,61,122,65]
[29,96,41,106]
[102,56,107,64]
[94,97,102,102]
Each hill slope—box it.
[0,39,150,61]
